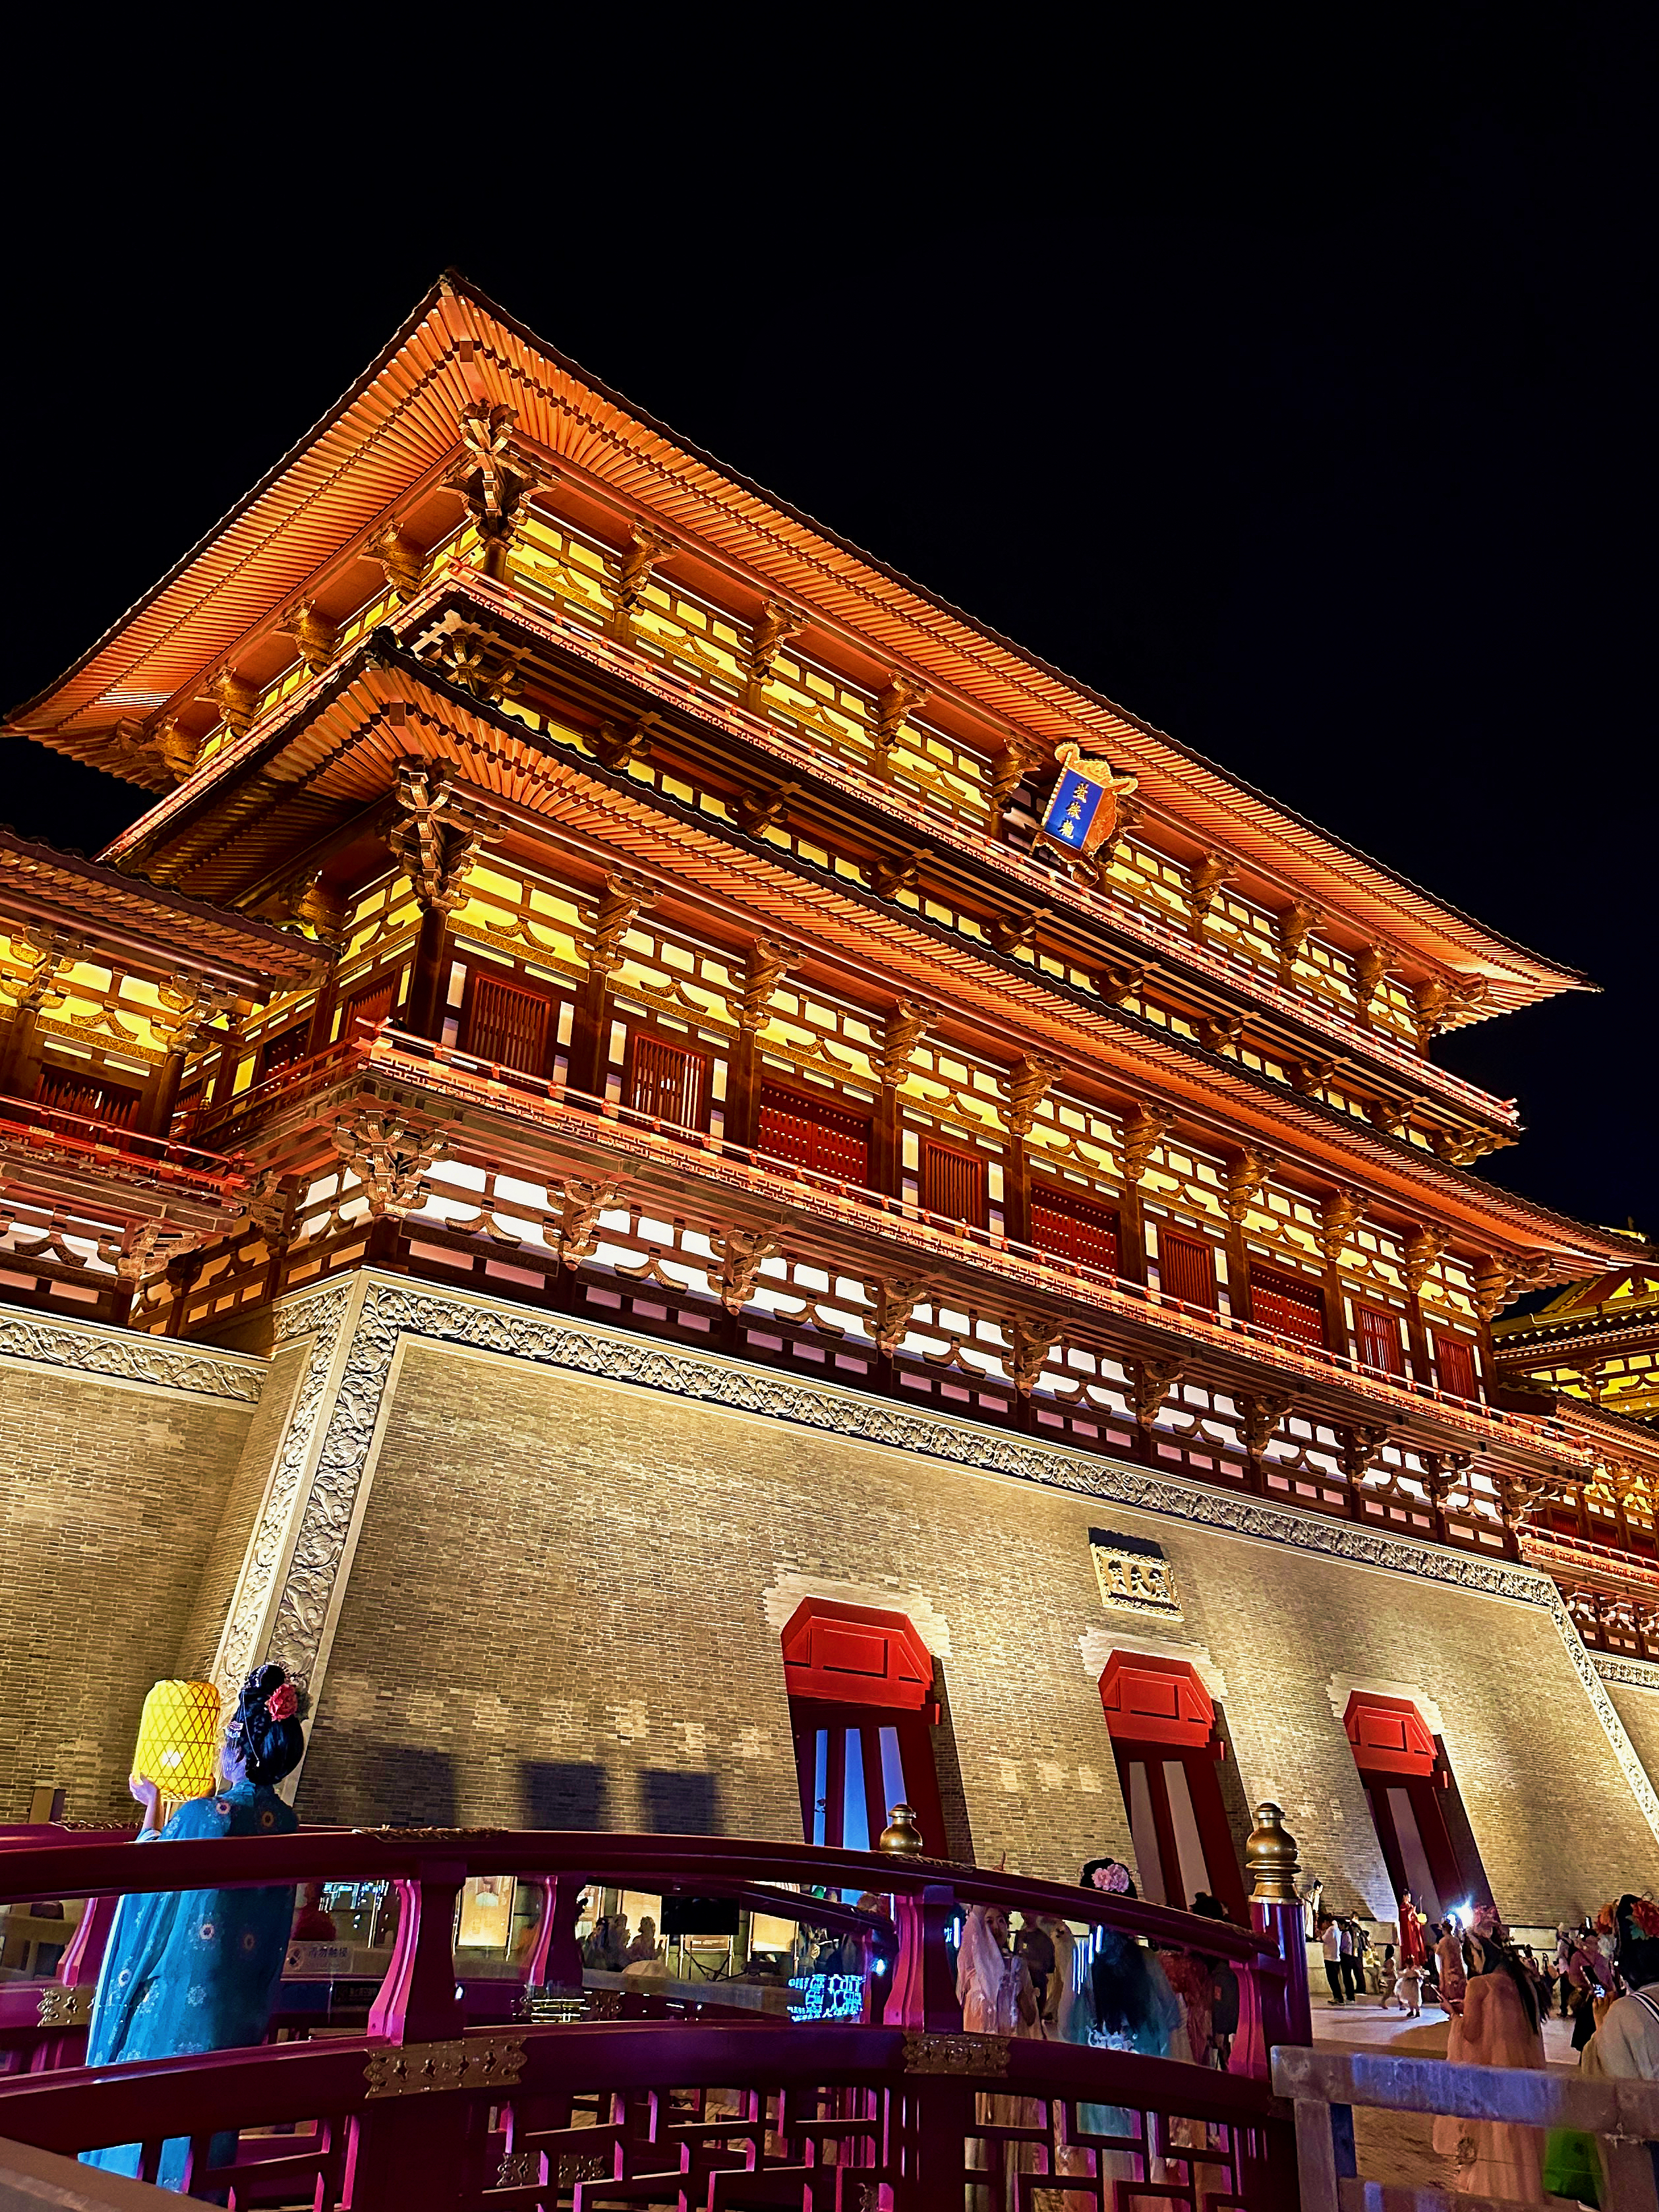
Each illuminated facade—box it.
[3,274,1656,1923]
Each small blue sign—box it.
[787,1971,864,2022]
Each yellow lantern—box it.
[132,1680,221,1817]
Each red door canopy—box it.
[1099,1652,1215,1747]
[1344,1692,1440,1778]
[780,1599,937,1714]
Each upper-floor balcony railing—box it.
[0,1821,1304,2209]
[0,1092,246,1200]
[194,1024,1590,1474]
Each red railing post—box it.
[349,1862,475,2209]
[519,1871,587,1992]
[887,1883,962,2033]
[365,1861,467,2044]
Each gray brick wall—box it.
[295,1340,1659,1921]
[0,1359,254,1820]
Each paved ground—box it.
[1306,1993,1581,2201]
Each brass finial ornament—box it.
[1244,1801,1300,1901]
[878,1803,925,1856]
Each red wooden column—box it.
[349,1860,471,2206]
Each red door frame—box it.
[781,1600,947,1857]
[1099,1653,1248,1919]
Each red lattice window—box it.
[757,1084,870,1184]
[34,1065,142,1128]
[921,1139,986,1228]
[463,974,550,1074]
[342,977,395,1035]
[258,1022,312,1079]
[1435,1331,1478,1402]
[1030,1184,1121,1277]
[627,1032,709,1130]
[1250,1264,1328,1348]
[1159,1228,1217,1312]
[1358,1304,1404,1378]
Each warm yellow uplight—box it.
[132,1680,221,1811]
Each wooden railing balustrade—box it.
[0,1823,1305,2208]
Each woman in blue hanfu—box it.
[82,1664,305,2193]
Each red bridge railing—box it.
[0,1824,1305,2207]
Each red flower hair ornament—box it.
[265,1683,299,1723]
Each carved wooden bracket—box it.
[154,975,242,1057]
[1285,1055,1337,1097]
[333,1110,442,1220]
[989,740,1046,831]
[544,1180,618,1270]
[710,1224,782,1314]
[870,848,926,901]
[279,601,339,674]
[616,523,676,615]
[587,875,656,981]
[1402,1224,1448,1296]
[416,618,523,705]
[200,670,258,737]
[387,760,484,916]
[591,715,659,772]
[100,1218,203,1289]
[1273,900,1323,970]
[1187,852,1235,922]
[747,600,806,689]
[444,400,545,574]
[873,676,928,759]
[987,908,1040,956]
[1366,1095,1414,1138]
[1412,973,1489,1048]
[0,929,80,1016]
[740,941,801,1034]
[1004,1314,1061,1395]
[1317,1187,1364,1265]
[366,520,428,602]
[1121,1103,1173,1184]
[1005,1057,1061,1138]
[1472,1252,1551,1324]
[284,871,350,947]
[1127,1356,1186,1428]
[732,781,800,836]
[1430,1126,1513,1169]
[880,1001,937,1089]
[1354,944,1393,1012]
[1092,960,1148,1007]
[863,1276,933,1358]
[1335,1424,1390,1486]
[1198,1011,1246,1056]
[1224,1149,1277,1226]
[1237,1391,1293,1459]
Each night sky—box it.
[5,28,1651,1240]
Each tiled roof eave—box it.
[11,272,1585,1007]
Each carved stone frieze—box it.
[0,1307,262,1402]
[212,1278,353,1707]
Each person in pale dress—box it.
[956,1901,1043,2203]
[1432,1908,1546,2203]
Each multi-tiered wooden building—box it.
[4,274,1656,1929]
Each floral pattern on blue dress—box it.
[81,1780,297,2192]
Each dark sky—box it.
[4,26,1652,1238]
